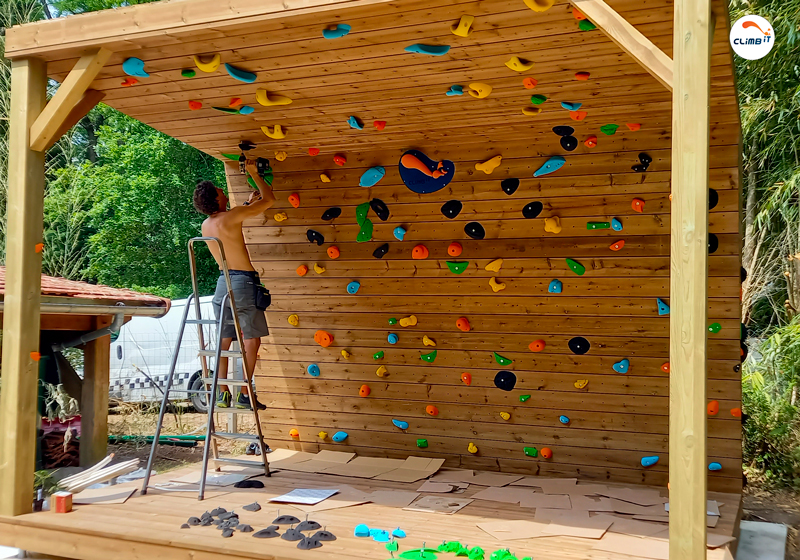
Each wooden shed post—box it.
[0,57,48,517]
[80,330,111,467]
[669,0,712,558]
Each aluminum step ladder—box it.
[141,236,270,500]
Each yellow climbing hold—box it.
[341,349,352,359]
[451,14,474,37]
[422,335,437,347]
[193,53,221,73]
[485,258,503,273]
[274,212,288,222]
[468,83,493,99]
[489,277,506,293]
[475,155,502,174]
[256,89,293,106]
[505,56,535,72]
[467,442,478,454]
[523,0,555,12]
[320,173,331,183]
[544,216,562,234]
[376,365,388,377]
[261,125,286,139]
[522,107,542,116]
[314,263,326,274]
[574,379,589,389]
[318,431,328,439]
[399,315,418,327]
[499,411,511,421]
[288,314,299,326]
[274,151,287,161]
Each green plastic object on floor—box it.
[579,19,597,30]
[524,446,538,457]
[493,352,512,366]
[468,547,485,560]
[565,258,586,275]
[446,261,470,274]
[417,439,428,448]
[519,395,531,402]
[439,542,461,553]
[399,549,438,560]
[374,351,385,360]
[708,322,722,333]
[421,350,437,363]
[456,544,470,557]
[600,123,619,135]
[386,542,399,552]
[389,318,398,325]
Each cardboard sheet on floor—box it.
[606,515,670,538]
[373,456,445,483]
[665,500,720,516]
[510,477,577,488]
[72,486,136,505]
[470,486,526,504]
[593,532,669,560]
[566,483,609,496]
[292,485,371,513]
[476,519,549,541]
[368,490,420,508]
[468,472,525,487]
[281,450,356,473]
[428,469,474,483]
[518,492,571,510]
[269,488,339,505]
[707,534,737,548]
[404,495,472,515]
[319,456,404,478]
[607,499,668,516]
[598,486,666,506]
[170,472,250,487]
[569,495,616,512]
[417,481,465,493]
[633,513,719,528]
[541,511,614,539]
[264,449,317,470]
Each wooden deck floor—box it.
[0,461,741,560]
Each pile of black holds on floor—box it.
[181,504,336,550]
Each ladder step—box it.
[185,319,218,325]
[212,407,258,414]
[203,378,250,387]
[198,350,242,358]
[212,432,261,442]
[212,457,269,468]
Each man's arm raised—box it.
[229,159,277,221]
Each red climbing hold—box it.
[448,242,463,257]
[730,408,742,418]
[461,372,472,385]
[334,154,347,166]
[309,148,320,156]
[529,339,546,352]
[584,136,597,148]
[121,77,138,87]
[523,77,538,89]
[661,362,670,373]
[412,244,429,259]
[707,400,719,416]
[374,121,387,130]
[631,198,645,213]
[540,447,553,459]
[188,100,203,110]
[456,317,471,332]
[570,110,588,121]
[575,72,590,80]
[626,123,641,131]
[289,193,300,208]
[609,240,625,251]
[314,330,334,348]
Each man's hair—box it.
[193,180,220,215]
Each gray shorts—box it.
[212,271,269,340]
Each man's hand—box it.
[247,191,261,205]
[245,159,258,176]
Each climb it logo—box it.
[730,15,775,60]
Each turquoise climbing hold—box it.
[641,456,660,467]
[306,364,320,377]
[559,415,570,425]
[566,258,586,275]
[347,116,363,130]
[388,333,399,344]
[347,281,361,294]
[493,352,512,366]
[533,156,566,177]
[332,431,348,442]
[393,226,406,241]
[359,166,385,187]
[322,24,351,39]
[446,261,469,274]
[392,419,409,430]
[708,462,722,471]
[446,85,464,96]
[612,217,623,231]
[612,358,630,373]
[354,524,370,537]
[224,63,257,83]
[561,101,582,111]
[657,297,670,315]
[421,350,437,363]
[392,528,406,538]
[238,105,254,115]
[374,351,384,360]
[372,530,391,543]
[405,44,451,56]
[548,279,563,293]
[122,57,149,78]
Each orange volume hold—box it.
[456,317,471,332]
[288,193,300,208]
[609,240,625,251]
[327,246,340,259]
[461,372,472,385]
[448,242,463,257]
[296,265,308,276]
[412,244,429,259]
[540,447,553,459]
[314,330,334,347]
[707,400,719,416]
[631,198,645,212]
[529,339,546,352]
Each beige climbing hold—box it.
[256,89,293,106]
[288,314,299,326]
[193,53,221,73]
[320,173,331,183]
[522,107,542,116]
[399,315,418,327]
[574,379,589,389]
[422,335,437,347]
[261,125,286,139]
[523,0,554,12]
[505,56,535,72]
[341,349,351,359]
[467,442,478,454]
[376,365,388,377]
[468,83,492,99]
[544,216,562,234]
[314,263,326,274]
[451,14,475,37]
[485,258,503,273]
[274,212,288,222]
[274,151,287,161]
[499,411,511,421]
[475,155,502,175]
[489,277,506,293]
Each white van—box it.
[108,296,241,412]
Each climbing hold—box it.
[731,408,742,418]
[568,336,591,355]
[579,19,597,30]
[505,56,535,72]
[528,340,545,352]
[446,261,469,274]
[553,125,575,137]
[346,281,361,294]
[224,63,257,83]
[347,116,363,130]
[393,226,407,241]
[448,242,463,257]
[548,279,563,293]
[320,173,331,182]
[446,85,464,96]
[193,53,221,73]
[464,222,486,240]
[500,178,520,196]
[319,432,328,439]
[313,263,326,274]
[574,379,589,389]
[120,77,138,87]
[560,136,578,151]
[632,152,652,172]
[332,431,348,442]
[405,44,451,56]
[544,216,562,234]
[122,57,149,78]
[522,201,544,219]
[484,258,503,273]
[565,258,586,275]
[327,246,340,259]
[559,415,570,425]
[212,107,239,114]
[288,193,300,208]
[400,315,418,327]
[456,317,471,332]
[461,372,472,385]
[540,447,553,459]
[611,218,623,231]
[612,359,630,374]
[475,155,502,175]
[600,124,619,136]
[307,364,321,377]
[523,77,538,89]
[288,314,299,326]
[307,148,320,156]
[255,90,292,106]
[423,335,436,347]
[421,350,437,363]
[609,240,625,251]
[709,233,719,254]
[228,98,242,108]
[494,352,512,366]
[388,333,399,344]
[334,154,347,166]
[388,318,398,325]
[272,151,287,162]
[367,198,389,221]
[359,166,386,188]
[426,405,439,416]
[441,200,463,219]
[357,219,373,243]
[519,395,531,402]
[575,71,590,80]
[569,111,588,121]
[530,94,547,105]
[372,243,389,259]
[641,456,660,467]
[188,100,202,110]
[708,322,722,333]
[533,156,566,177]
[307,229,324,246]
[451,14,474,37]
[489,277,506,293]
[392,419,410,430]
[661,363,670,373]
[585,135,598,148]
[523,0,554,11]
[524,447,538,457]
[656,298,670,315]
[374,120,387,130]
[522,107,542,116]
[290,429,300,438]
[398,149,456,194]
[261,125,286,139]
[376,365,388,377]
[314,330,334,347]
[321,207,342,221]
[587,222,610,230]
[499,411,511,421]
[494,370,517,391]
[468,83,493,98]
[296,265,309,276]
[709,188,719,210]
[707,401,719,416]
[322,23,351,39]
[631,198,645,212]
[392,528,406,539]
[561,102,582,111]
[181,69,196,78]
[412,244,430,259]
[467,443,479,454]
[417,439,428,448]
[341,349,351,359]
[708,462,722,472]
[354,524,370,537]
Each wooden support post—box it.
[80,321,112,467]
[0,57,48,517]
[669,0,712,558]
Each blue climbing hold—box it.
[347,281,361,294]
[404,44,451,56]
[224,63,257,83]
[122,57,149,78]
[548,279,563,293]
[612,358,630,374]
[372,530,391,543]
[393,226,407,241]
[559,415,570,425]
[306,364,320,377]
[322,24,351,39]
[708,462,722,472]
[238,105,254,115]
[332,431,348,442]
[641,456,660,467]
[360,166,385,187]
[354,524,370,537]
[534,156,566,177]
[657,298,670,315]
[388,333,399,344]
[446,85,464,96]
[392,419,409,430]
[561,101,583,111]
[611,217,623,231]
[347,116,363,130]
[392,528,406,538]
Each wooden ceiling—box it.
[6,0,739,162]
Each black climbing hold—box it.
[321,207,342,221]
[242,502,261,512]
[210,508,226,516]
[631,163,649,172]
[522,201,543,219]
[181,524,191,529]
[297,536,323,550]
[222,528,234,538]
[494,370,517,392]
[501,178,520,195]
[238,524,254,533]
[253,526,281,538]
[465,222,486,240]
[297,520,322,532]
[200,518,213,526]
[568,336,591,355]
[553,125,575,137]
[218,511,238,521]
[708,233,718,254]
[307,229,324,245]
[234,480,264,489]
[201,511,212,520]
[560,135,578,151]
[313,530,337,542]
[273,515,301,525]
[741,341,749,361]
[733,364,740,373]
[281,528,305,542]
[370,198,390,221]
[187,517,201,526]
[372,243,390,259]
[741,323,748,342]
[638,153,653,165]
[441,199,463,219]
[213,519,223,526]
[709,188,719,210]
[741,266,747,283]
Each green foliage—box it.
[51,0,156,15]
[33,470,60,496]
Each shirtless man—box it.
[192,159,276,410]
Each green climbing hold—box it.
[386,541,399,552]
[399,549,438,560]
[579,19,597,31]
[530,94,547,105]
[519,395,531,402]
[374,351,385,360]
[181,69,196,78]
[708,322,722,333]
[389,318,398,325]
[566,258,586,275]
[356,202,370,226]
[221,153,240,161]
[468,548,485,560]
[494,352,512,366]
[600,124,619,136]
[587,222,610,230]
[247,174,273,188]
[456,544,470,557]
[421,350,437,363]
[417,439,428,448]
[446,261,470,274]
[441,542,462,553]
[357,218,373,243]
[524,446,538,457]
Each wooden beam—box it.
[29,48,112,152]
[669,0,712,557]
[43,89,105,151]
[80,317,112,467]
[571,0,674,91]
[0,57,48,517]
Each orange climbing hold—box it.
[289,193,300,208]
[334,154,347,166]
[426,405,439,416]
[609,240,625,251]
[529,339,546,352]
[412,244,429,259]
[523,77,538,89]
[296,265,309,276]
[707,400,719,416]
[374,120,387,130]
[229,97,242,107]
[309,148,320,156]
[575,72,590,80]
[448,242,463,257]
[289,429,300,438]
[327,246,340,259]
[456,317,471,332]
[731,408,742,418]
[461,372,472,385]
[314,330,334,347]
[626,123,641,131]
[35,243,44,253]
[188,100,203,110]
[30,351,41,361]
[573,7,586,19]
[121,77,138,87]
[359,384,371,397]
[570,110,588,121]
[584,136,597,148]
[631,198,645,212]
[540,447,553,459]
[661,362,670,373]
